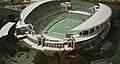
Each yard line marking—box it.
[52,32,65,35]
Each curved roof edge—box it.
[0,22,15,38]
[20,0,53,22]
[72,3,112,31]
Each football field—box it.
[47,18,80,35]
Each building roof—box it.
[72,3,112,31]
[101,41,112,50]
[0,22,15,37]
[91,58,112,64]
[20,0,53,23]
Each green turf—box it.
[47,18,80,35]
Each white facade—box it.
[16,1,112,51]
[0,22,15,38]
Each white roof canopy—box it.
[0,22,15,37]
[72,3,112,31]
[21,0,53,22]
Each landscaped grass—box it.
[0,7,20,28]
[0,8,20,22]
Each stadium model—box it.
[15,0,112,52]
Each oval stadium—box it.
[15,0,112,52]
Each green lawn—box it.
[0,8,20,28]
[0,8,20,21]
[47,18,80,35]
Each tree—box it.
[34,51,45,64]
[0,17,4,29]
[7,14,15,22]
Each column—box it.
[88,30,91,35]
[73,42,75,50]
